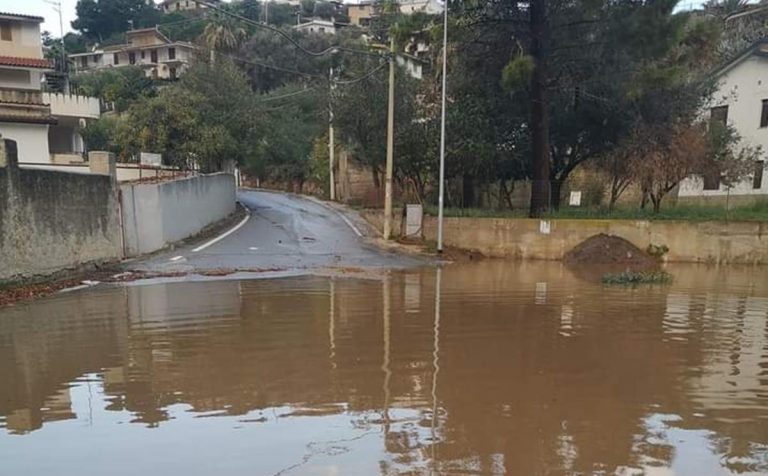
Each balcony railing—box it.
[0,89,45,106]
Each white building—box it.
[398,0,444,15]
[0,12,101,164]
[69,28,196,80]
[0,12,55,163]
[161,0,222,13]
[678,39,768,205]
[293,19,338,35]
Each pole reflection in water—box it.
[0,262,767,475]
[431,266,442,472]
[381,274,392,436]
[329,278,336,371]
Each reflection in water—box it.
[1,262,768,475]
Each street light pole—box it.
[383,36,396,240]
[436,0,448,253]
[329,66,336,201]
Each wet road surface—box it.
[2,261,768,475]
[134,189,422,274]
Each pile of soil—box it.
[564,233,657,268]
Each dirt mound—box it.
[564,234,657,267]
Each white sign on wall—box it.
[140,152,162,167]
[569,191,582,207]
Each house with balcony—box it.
[0,12,56,163]
[43,92,100,164]
[69,27,197,80]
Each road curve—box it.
[131,189,423,274]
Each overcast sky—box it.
[0,0,710,37]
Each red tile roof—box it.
[0,56,52,69]
[0,12,45,22]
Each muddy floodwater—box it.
[2,262,768,475]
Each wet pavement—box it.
[2,261,768,475]
[133,189,423,274]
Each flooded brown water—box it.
[1,262,768,475]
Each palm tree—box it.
[201,14,248,61]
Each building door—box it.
[150,50,158,63]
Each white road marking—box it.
[337,211,363,237]
[169,255,184,262]
[249,247,259,251]
[303,195,363,238]
[192,206,252,253]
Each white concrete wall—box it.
[680,54,768,198]
[0,123,49,163]
[43,93,100,119]
[119,173,236,256]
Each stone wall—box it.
[120,173,236,256]
[362,209,768,264]
[0,140,121,281]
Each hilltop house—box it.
[398,0,444,15]
[348,1,374,27]
[293,19,340,35]
[161,0,222,13]
[677,39,768,206]
[69,28,196,80]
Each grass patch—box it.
[601,271,673,285]
[422,202,768,222]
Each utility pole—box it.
[44,0,68,93]
[436,0,448,253]
[329,66,336,201]
[383,36,396,240]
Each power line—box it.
[220,52,327,79]
[195,1,385,59]
[256,87,318,102]
[335,60,388,84]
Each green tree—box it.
[72,0,162,43]
[72,66,155,112]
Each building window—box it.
[129,52,136,65]
[319,27,325,33]
[176,2,181,10]
[703,172,720,191]
[141,51,145,59]
[186,0,190,6]
[80,56,88,67]
[113,53,119,65]
[151,50,158,63]
[761,100,768,128]
[0,21,12,41]
[710,105,728,126]
[92,54,100,62]
[168,47,176,60]
[754,161,765,189]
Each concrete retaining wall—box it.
[362,209,768,264]
[0,140,121,281]
[120,173,236,256]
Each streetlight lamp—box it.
[436,0,448,253]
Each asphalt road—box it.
[132,189,423,274]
